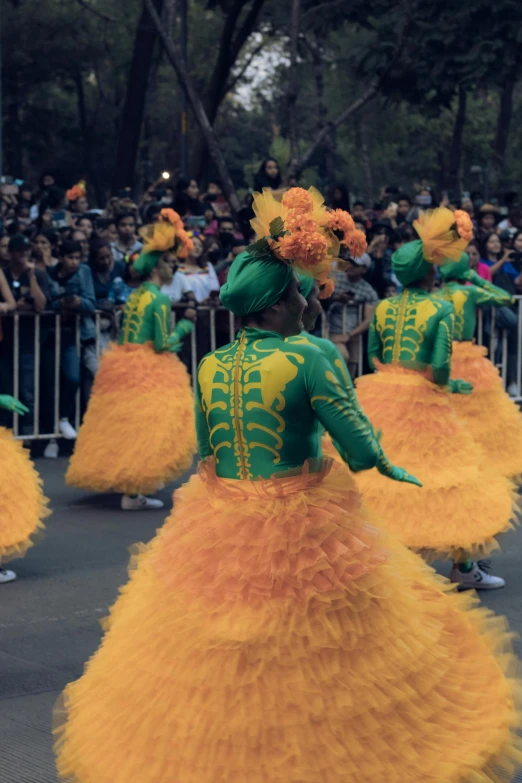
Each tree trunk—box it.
[144,0,241,214]
[355,116,373,204]
[287,0,301,178]
[491,74,517,191]
[111,0,164,195]
[74,71,104,207]
[6,71,22,177]
[446,86,467,199]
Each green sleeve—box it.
[367,313,382,370]
[306,353,380,472]
[466,273,514,307]
[195,372,212,459]
[431,305,454,386]
[171,318,194,341]
[152,293,172,352]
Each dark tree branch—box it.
[226,40,264,94]
[229,0,265,65]
[287,0,301,173]
[164,0,178,35]
[75,0,116,23]
[144,0,241,213]
[300,0,345,24]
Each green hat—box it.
[132,250,162,277]
[439,252,470,282]
[220,247,294,317]
[392,240,431,287]
[297,271,315,299]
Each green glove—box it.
[376,449,422,487]
[0,395,29,415]
[463,269,483,286]
[168,337,184,354]
[448,378,474,395]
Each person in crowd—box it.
[44,240,97,455]
[396,193,412,225]
[253,157,284,194]
[67,182,89,217]
[66,212,196,511]
[160,249,196,306]
[41,186,71,232]
[174,177,205,218]
[177,235,220,304]
[72,229,89,263]
[466,239,492,281]
[365,227,393,298]
[0,394,49,584]
[327,255,379,378]
[351,200,371,225]
[476,204,500,244]
[111,212,142,263]
[108,252,143,307]
[200,179,229,216]
[498,207,522,235]
[30,170,57,222]
[0,234,10,269]
[32,229,59,272]
[203,205,219,237]
[77,215,95,241]
[143,201,163,226]
[89,238,127,350]
[0,235,49,435]
[330,184,350,212]
[96,217,118,245]
[15,201,32,229]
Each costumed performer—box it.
[0,394,50,583]
[54,188,522,783]
[356,207,517,589]
[66,209,197,511]
[438,252,522,479]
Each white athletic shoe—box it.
[121,494,164,511]
[450,561,505,590]
[0,568,17,584]
[508,382,521,398]
[44,438,59,459]
[59,418,77,439]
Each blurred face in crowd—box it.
[207,182,222,196]
[72,230,89,260]
[186,179,199,199]
[385,283,398,298]
[480,213,496,231]
[94,245,113,272]
[77,217,94,239]
[189,236,204,262]
[42,175,55,188]
[461,197,474,214]
[21,187,32,202]
[345,260,367,280]
[467,244,480,269]
[40,207,53,226]
[204,208,215,224]
[99,221,117,243]
[117,216,136,242]
[333,187,344,203]
[219,220,235,247]
[72,195,89,213]
[62,251,81,274]
[352,203,366,220]
[514,234,522,253]
[354,219,366,234]
[486,233,502,258]
[156,254,175,286]
[264,159,279,180]
[0,235,10,264]
[33,233,53,261]
[10,247,31,267]
[397,199,410,218]
[302,281,322,332]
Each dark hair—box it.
[88,237,111,266]
[60,240,82,257]
[144,202,162,224]
[253,158,282,191]
[512,229,522,247]
[46,186,66,210]
[33,228,58,246]
[353,200,366,208]
[114,211,136,227]
[96,217,116,231]
[332,184,350,211]
[397,193,411,205]
[218,215,235,226]
[479,232,504,261]
[77,214,94,227]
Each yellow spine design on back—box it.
[392,290,409,363]
[232,331,252,479]
[198,351,234,462]
[122,289,154,343]
[401,297,438,361]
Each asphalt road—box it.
[1,456,522,782]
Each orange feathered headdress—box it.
[413,207,472,264]
[138,208,194,259]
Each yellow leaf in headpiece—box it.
[250,188,287,239]
[414,207,467,264]
[139,221,177,253]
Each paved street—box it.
[1,457,522,782]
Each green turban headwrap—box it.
[132,250,162,277]
[220,248,294,316]
[297,272,315,299]
[392,240,432,287]
[439,253,470,282]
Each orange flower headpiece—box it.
[413,207,471,264]
[158,208,193,258]
[66,180,87,202]
[250,186,366,298]
[138,208,194,259]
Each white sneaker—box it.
[121,494,164,511]
[59,418,77,439]
[450,561,505,590]
[0,568,17,584]
[44,438,59,458]
[508,382,520,398]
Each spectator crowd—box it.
[1,161,522,454]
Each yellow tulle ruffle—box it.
[451,341,522,479]
[355,366,518,560]
[54,459,521,783]
[0,428,49,563]
[66,343,196,495]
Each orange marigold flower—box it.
[176,228,194,258]
[278,231,328,268]
[320,278,335,300]
[160,208,184,230]
[327,209,355,239]
[282,188,314,214]
[346,229,368,259]
[453,209,473,242]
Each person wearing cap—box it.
[55,189,521,783]
[327,251,378,378]
[65,209,197,511]
[356,207,517,590]
[437,252,522,479]
[0,234,49,435]
[0,394,50,584]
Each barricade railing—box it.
[1,298,519,441]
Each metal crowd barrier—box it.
[1,298,520,442]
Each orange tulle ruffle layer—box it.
[54,459,522,783]
[0,428,49,564]
[66,342,196,495]
[450,341,522,479]
[355,365,518,560]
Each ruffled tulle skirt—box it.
[54,459,521,783]
[0,428,49,563]
[450,341,522,479]
[355,365,517,560]
[66,343,196,495]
